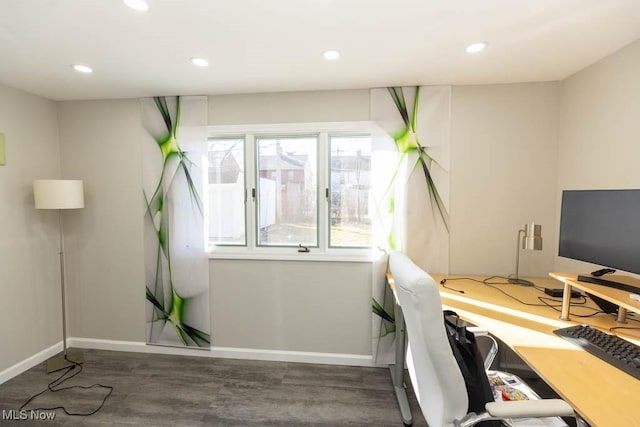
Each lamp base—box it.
[508,278,535,287]
[46,350,84,373]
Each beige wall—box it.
[209,89,370,125]
[57,99,147,342]
[554,39,640,274]
[449,82,561,277]
[211,260,371,354]
[0,84,61,371]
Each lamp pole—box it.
[509,228,528,285]
[33,179,85,372]
[47,207,84,372]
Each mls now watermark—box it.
[2,409,56,421]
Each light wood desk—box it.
[431,274,640,427]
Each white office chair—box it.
[389,251,576,427]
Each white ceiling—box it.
[1,0,639,101]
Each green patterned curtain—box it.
[370,86,451,363]
[141,96,210,348]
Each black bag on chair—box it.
[443,310,501,426]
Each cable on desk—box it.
[441,276,602,317]
[439,279,466,294]
[609,325,640,333]
[628,314,640,324]
[535,296,602,317]
[609,313,640,329]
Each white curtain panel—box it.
[141,96,210,348]
[370,86,451,362]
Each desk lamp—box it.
[509,222,542,286]
[33,179,85,372]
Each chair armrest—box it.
[467,326,488,336]
[468,327,498,370]
[485,399,574,418]
[456,399,575,427]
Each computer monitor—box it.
[558,189,640,294]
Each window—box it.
[329,135,371,248]
[206,123,373,258]
[207,138,246,245]
[256,136,318,246]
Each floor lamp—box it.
[33,179,85,373]
[509,222,543,287]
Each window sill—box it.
[207,247,383,263]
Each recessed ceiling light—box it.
[323,50,340,60]
[465,42,487,54]
[190,57,209,67]
[72,64,93,74]
[123,0,149,12]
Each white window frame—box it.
[206,121,377,262]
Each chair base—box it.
[46,350,84,373]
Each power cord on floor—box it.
[19,355,113,417]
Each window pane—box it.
[256,136,317,246]
[329,136,372,247]
[207,138,245,245]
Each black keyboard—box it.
[554,324,640,380]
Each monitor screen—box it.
[558,189,640,275]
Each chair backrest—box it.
[389,251,469,427]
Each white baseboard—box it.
[69,337,375,367]
[1,339,375,385]
[210,346,375,367]
[0,342,62,385]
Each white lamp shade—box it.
[33,179,85,209]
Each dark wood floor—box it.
[0,349,427,426]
